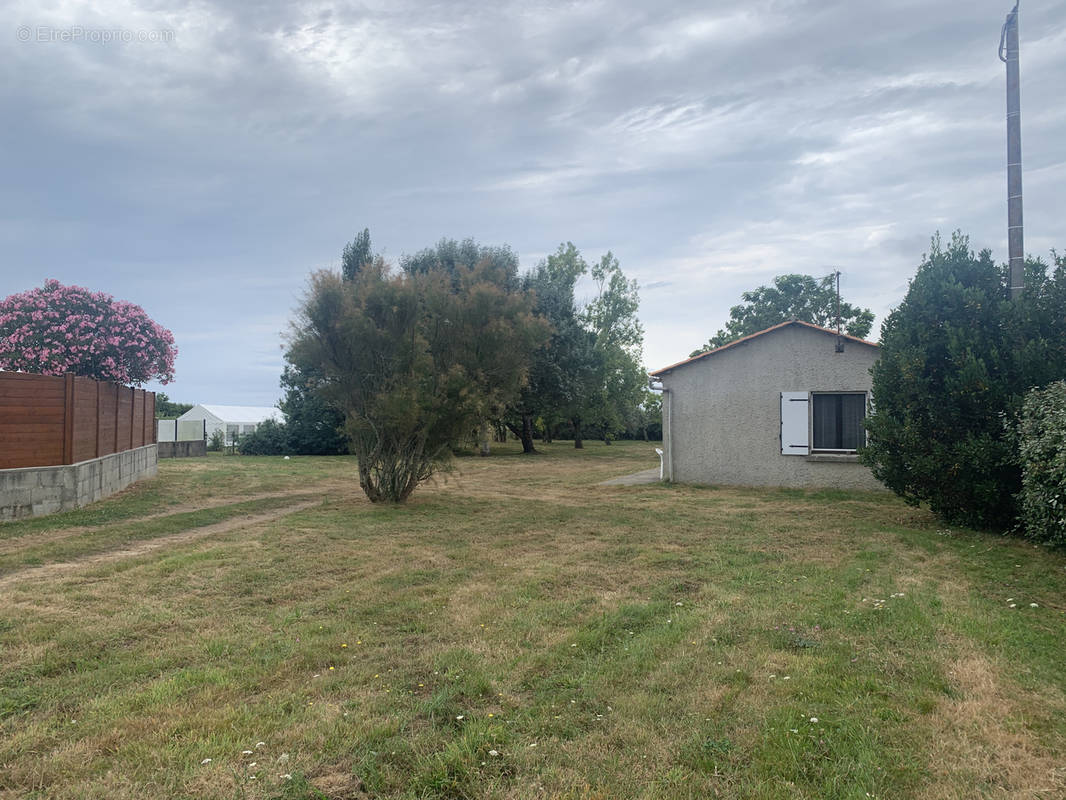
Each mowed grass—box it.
[1,442,1065,799]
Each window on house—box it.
[811,393,866,452]
[226,424,239,442]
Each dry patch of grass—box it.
[926,651,1066,799]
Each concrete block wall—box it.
[157,440,207,458]
[0,444,158,521]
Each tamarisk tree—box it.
[287,251,546,502]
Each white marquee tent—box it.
[175,404,283,446]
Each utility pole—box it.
[833,270,844,352]
[1000,2,1024,299]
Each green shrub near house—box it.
[1017,380,1066,544]
[862,233,1066,531]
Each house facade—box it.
[650,321,881,490]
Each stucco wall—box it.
[0,444,158,521]
[660,325,882,490]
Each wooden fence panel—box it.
[98,383,117,457]
[0,373,155,469]
[146,392,156,444]
[132,389,145,449]
[116,387,132,453]
[0,374,66,469]
[72,377,99,464]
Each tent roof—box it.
[183,405,282,424]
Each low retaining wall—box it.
[158,440,207,458]
[0,444,158,521]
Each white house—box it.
[649,320,882,490]
[176,405,283,446]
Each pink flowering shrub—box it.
[0,280,176,385]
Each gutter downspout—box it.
[649,375,671,481]
[663,386,672,481]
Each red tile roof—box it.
[649,320,878,377]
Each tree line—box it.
[245,231,653,501]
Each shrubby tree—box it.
[504,243,645,451]
[155,393,193,419]
[237,419,292,455]
[278,364,348,455]
[280,228,373,455]
[0,279,176,384]
[862,233,1066,530]
[582,251,645,444]
[505,243,589,452]
[1016,381,1066,545]
[401,238,520,288]
[691,273,873,356]
[288,254,546,502]
[401,238,529,455]
[623,388,662,441]
[342,228,373,281]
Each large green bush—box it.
[862,234,1066,530]
[1017,381,1066,544]
[237,419,292,456]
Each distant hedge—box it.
[1017,381,1066,545]
[237,419,292,456]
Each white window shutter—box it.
[780,392,809,455]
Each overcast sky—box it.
[3,0,1063,406]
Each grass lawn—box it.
[1,441,1065,799]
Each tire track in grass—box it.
[0,489,330,553]
[0,500,322,590]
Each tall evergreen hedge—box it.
[861,233,1066,530]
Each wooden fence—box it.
[0,373,156,470]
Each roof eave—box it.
[650,320,878,377]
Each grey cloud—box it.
[2,0,1062,396]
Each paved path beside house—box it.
[600,467,661,486]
